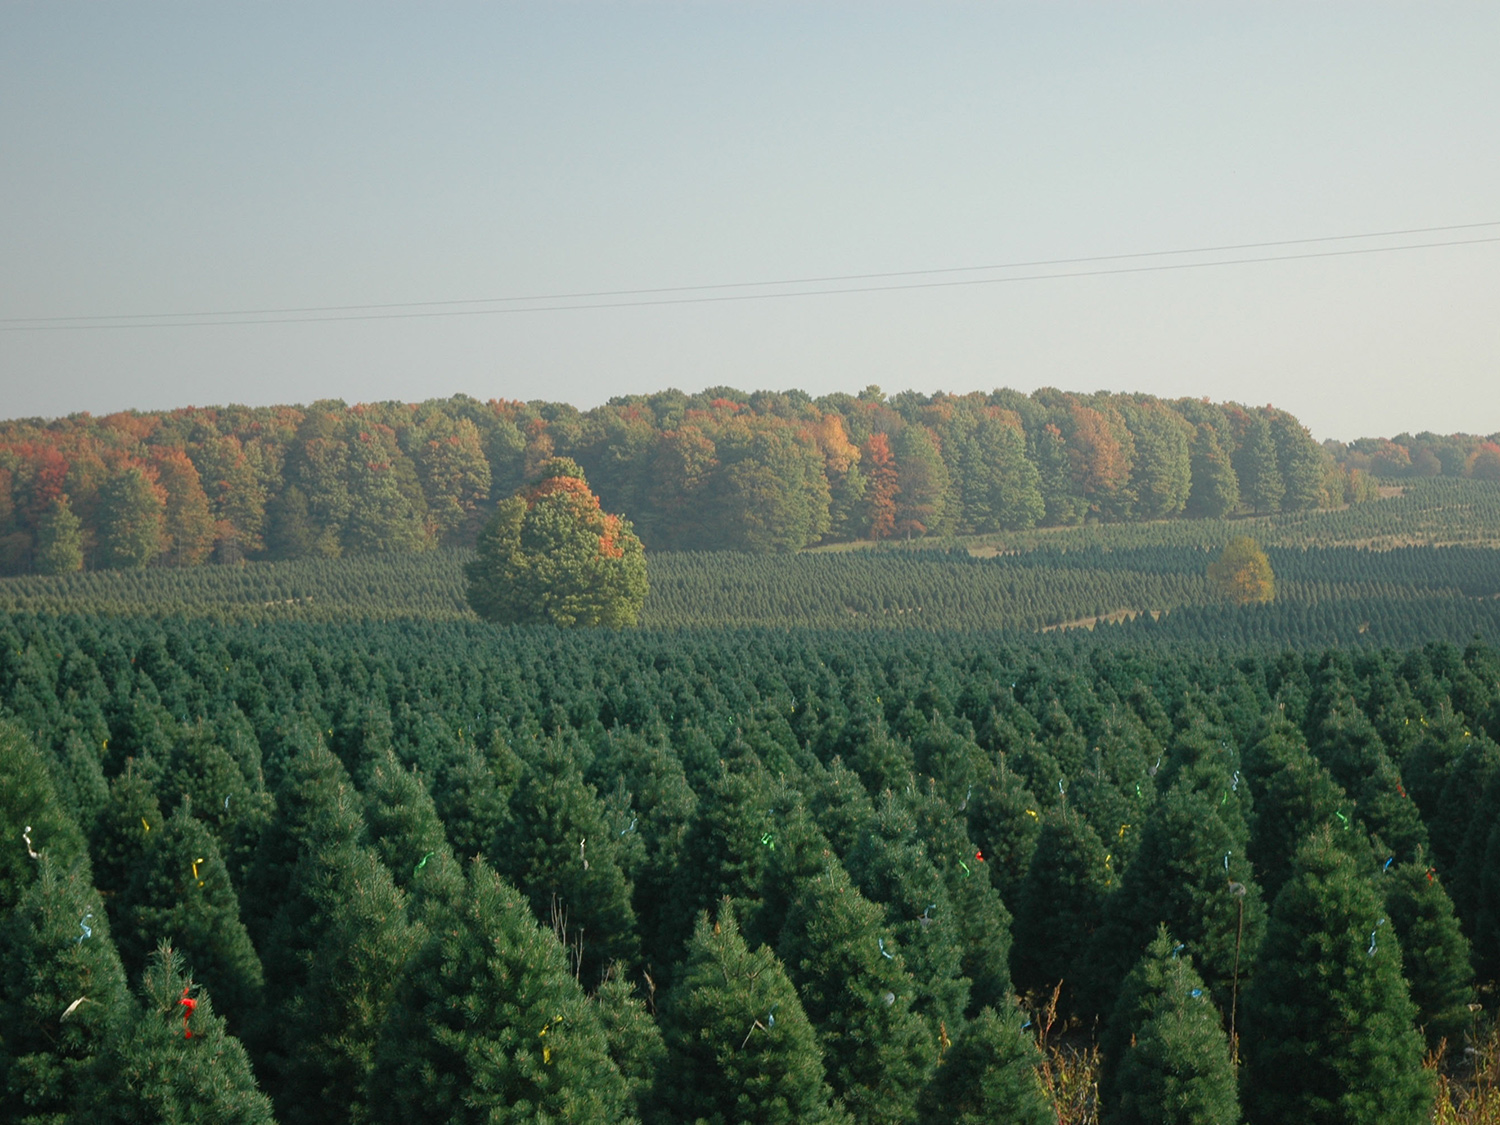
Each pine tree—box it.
[33,496,84,575]
[1383,860,1473,1049]
[113,802,264,1026]
[0,722,89,914]
[656,900,848,1125]
[906,780,1015,1013]
[1242,716,1345,902]
[843,794,969,1032]
[86,942,276,1124]
[1241,831,1431,1125]
[497,738,639,985]
[269,842,423,1125]
[1010,807,1111,1013]
[915,1002,1051,1125]
[591,964,666,1122]
[359,748,453,895]
[0,854,131,1124]
[1310,695,1428,862]
[238,738,365,952]
[1081,765,1265,1026]
[1185,424,1239,519]
[776,862,935,1125]
[1100,927,1239,1125]
[369,860,630,1124]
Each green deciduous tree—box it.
[466,461,647,627]
[33,496,84,575]
[96,466,166,569]
[1185,424,1239,519]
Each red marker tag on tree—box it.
[179,987,197,1038]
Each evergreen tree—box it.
[113,802,264,1026]
[238,738,366,952]
[1010,807,1111,1012]
[89,764,164,900]
[1241,832,1431,1125]
[0,854,131,1124]
[843,794,969,1032]
[776,862,935,1125]
[914,1002,1051,1125]
[592,964,667,1122]
[1100,927,1239,1125]
[0,722,89,914]
[906,780,1016,1013]
[86,942,276,1124]
[359,748,452,895]
[268,842,423,1125]
[1242,716,1345,902]
[1082,766,1265,1026]
[369,860,630,1124]
[1383,860,1473,1048]
[656,901,848,1125]
[964,762,1043,904]
[1310,695,1428,862]
[33,496,84,575]
[1234,415,1283,516]
[1185,424,1239,519]
[498,737,639,985]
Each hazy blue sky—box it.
[2,3,1497,440]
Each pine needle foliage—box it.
[1241,831,1432,1125]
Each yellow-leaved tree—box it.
[1208,536,1274,605]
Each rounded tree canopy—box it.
[1208,536,1274,605]
[465,462,648,628]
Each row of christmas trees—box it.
[3,614,1500,1121]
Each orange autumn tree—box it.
[861,433,899,539]
[465,458,647,628]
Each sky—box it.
[2,3,1497,442]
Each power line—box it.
[4,222,1499,331]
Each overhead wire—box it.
[3,220,1497,331]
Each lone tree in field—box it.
[1208,536,1274,605]
[466,458,648,627]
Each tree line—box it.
[3,614,1499,1121]
[0,385,1359,575]
[1327,430,1500,482]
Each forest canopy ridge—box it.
[1,385,1364,575]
